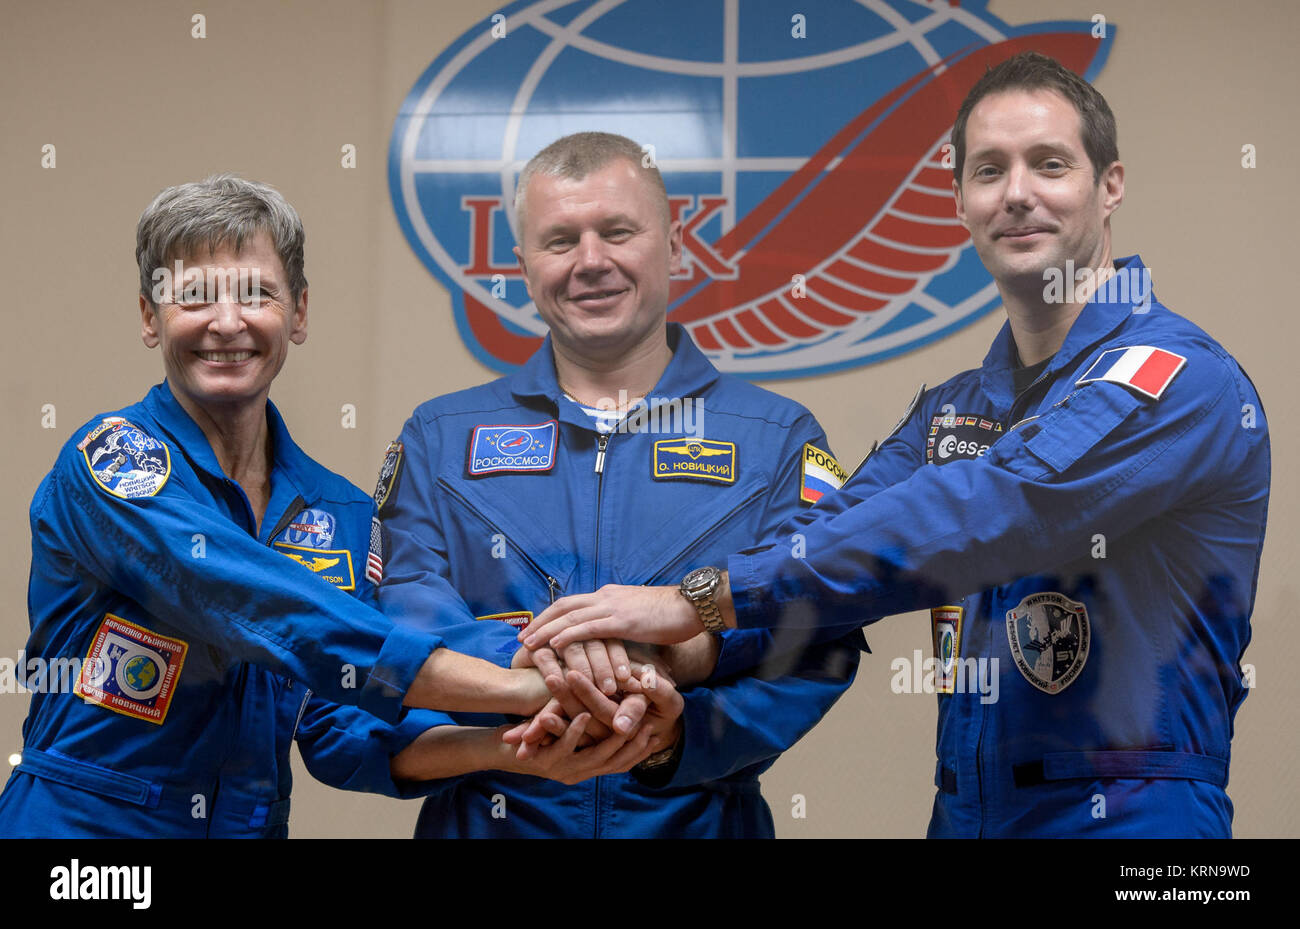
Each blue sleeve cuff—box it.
[357,622,444,723]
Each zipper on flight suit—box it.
[973,365,1056,834]
[591,432,611,839]
[436,479,565,603]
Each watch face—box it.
[683,566,719,592]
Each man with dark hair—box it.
[521,53,1271,838]
[375,131,865,838]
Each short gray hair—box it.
[136,174,307,307]
[514,132,669,229]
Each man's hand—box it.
[520,584,704,651]
[581,667,684,758]
[405,648,550,716]
[503,714,655,785]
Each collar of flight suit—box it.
[978,254,1152,415]
[141,380,327,511]
[507,322,723,418]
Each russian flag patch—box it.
[1076,346,1187,400]
[800,443,847,504]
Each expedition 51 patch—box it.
[80,420,171,499]
[468,422,557,476]
[373,440,404,511]
[76,614,187,725]
[653,438,736,484]
[800,444,846,504]
[1006,592,1090,695]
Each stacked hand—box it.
[506,638,684,781]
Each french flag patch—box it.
[1076,346,1187,400]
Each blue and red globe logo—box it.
[389,0,1112,379]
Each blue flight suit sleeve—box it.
[729,349,1266,632]
[294,559,458,799]
[35,429,442,724]
[651,411,867,788]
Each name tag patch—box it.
[274,542,357,590]
[653,438,736,484]
[468,422,557,476]
[927,413,1002,465]
[800,444,846,504]
[80,419,171,499]
[476,610,533,628]
[76,614,188,725]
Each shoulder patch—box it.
[1076,346,1186,400]
[846,383,925,481]
[373,440,404,511]
[75,614,188,725]
[468,421,557,476]
[652,438,736,484]
[366,516,384,585]
[800,443,846,504]
[80,419,171,499]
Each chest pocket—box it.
[994,385,1144,481]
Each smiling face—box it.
[513,159,683,363]
[140,230,306,420]
[954,88,1124,299]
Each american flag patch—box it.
[366,517,384,584]
[1076,346,1186,400]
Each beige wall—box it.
[1,0,1294,837]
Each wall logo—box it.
[390,1,1112,379]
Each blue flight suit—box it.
[0,382,451,837]
[378,324,866,838]
[728,257,1270,837]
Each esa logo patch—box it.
[926,413,1002,465]
[278,508,336,549]
[80,420,171,499]
[1005,592,1090,695]
[373,440,404,511]
[468,422,557,476]
[76,614,187,725]
[274,542,357,591]
[476,610,533,628]
[800,444,846,504]
[931,606,964,695]
[653,438,736,484]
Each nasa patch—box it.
[468,421,557,476]
[1005,592,1091,695]
[927,413,1002,465]
[274,542,357,591]
[931,605,964,695]
[277,508,337,549]
[75,614,187,725]
[653,438,736,484]
[800,444,846,504]
[80,420,171,499]
[373,440,404,512]
[476,610,533,629]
